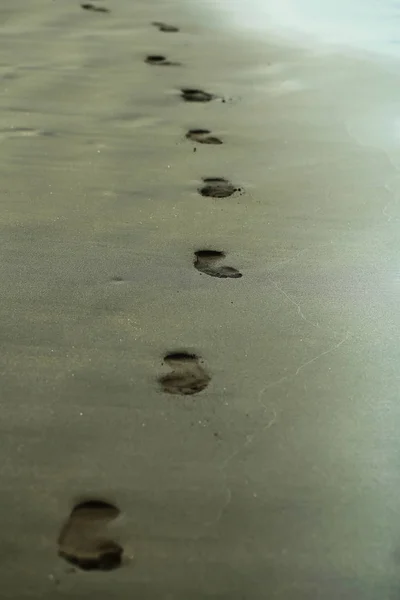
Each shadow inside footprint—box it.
[180,88,216,103]
[58,500,123,572]
[81,3,110,12]
[194,250,242,279]
[186,129,223,145]
[145,55,181,66]
[158,352,210,396]
[152,21,180,32]
[199,177,239,198]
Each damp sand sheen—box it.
[1,0,400,598]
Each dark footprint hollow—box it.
[186,129,223,145]
[180,88,216,103]
[81,3,110,12]
[199,177,240,198]
[58,500,123,572]
[152,21,180,32]
[145,55,180,66]
[159,352,210,396]
[194,250,242,279]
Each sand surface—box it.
[1,0,400,598]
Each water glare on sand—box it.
[213,0,400,59]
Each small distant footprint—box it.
[180,88,216,103]
[58,500,123,571]
[152,21,180,32]
[80,3,110,13]
[158,352,210,396]
[145,55,181,66]
[194,250,242,279]
[186,129,222,145]
[199,177,241,198]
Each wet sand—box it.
[1,0,400,598]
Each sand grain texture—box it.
[0,0,400,598]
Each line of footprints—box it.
[57,12,243,573]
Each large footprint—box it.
[80,3,110,13]
[180,88,216,103]
[152,21,180,33]
[194,250,242,279]
[58,500,123,571]
[145,54,181,66]
[158,352,210,395]
[199,177,242,198]
[186,129,223,145]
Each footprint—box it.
[145,55,181,66]
[58,500,123,571]
[80,3,110,13]
[186,129,223,145]
[158,352,210,396]
[152,21,180,32]
[199,177,241,198]
[194,250,242,279]
[180,88,216,103]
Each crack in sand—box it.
[205,486,232,527]
[270,279,320,329]
[210,248,351,528]
[267,247,311,274]
[220,408,278,473]
[207,409,277,528]
[257,330,350,406]
[294,331,350,376]
[214,329,350,509]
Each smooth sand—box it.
[1,0,400,598]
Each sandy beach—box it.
[2,0,400,598]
